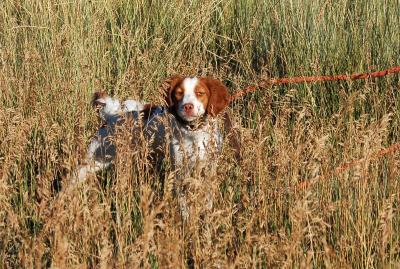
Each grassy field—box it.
[1,0,400,268]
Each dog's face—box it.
[166,76,231,122]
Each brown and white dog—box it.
[74,76,239,216]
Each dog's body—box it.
[74,76,239,217]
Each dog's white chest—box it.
[171,130,208,165]
[169,121,221,169]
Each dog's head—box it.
[165,76,231,122]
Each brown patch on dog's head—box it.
[199,77,231,117]
[164,75,184,109]
[91,91,108,109]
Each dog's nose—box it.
[183,103,194,112]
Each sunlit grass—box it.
[0,0,399,268]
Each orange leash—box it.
[230,66,400,190]
[334,142,400,175]
[231,66,400,101]
[295,142,400,191]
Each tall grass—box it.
[1,0,399,267]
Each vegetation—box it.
[1,0,399,267]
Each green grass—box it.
[0,0,400,268]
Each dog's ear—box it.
[164,75,184,108]
[200,77,231,117]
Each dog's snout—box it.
[183,103,194,112]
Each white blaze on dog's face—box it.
[166,76,231,122]
[175,77,209,122]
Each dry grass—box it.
[1,0,400,268]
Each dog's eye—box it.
[196,92,205,96]
[175,90,184,98]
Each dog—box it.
[73,76,240,217]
